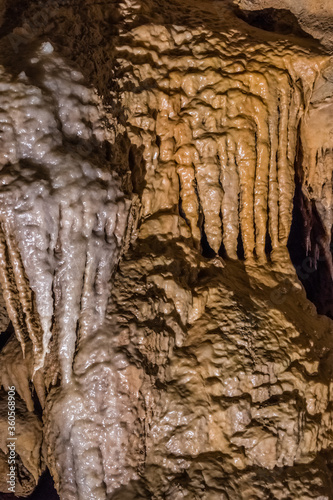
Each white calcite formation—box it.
[0,0,333,499]
[0,42,128,381]
[0,39,130,498]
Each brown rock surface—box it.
[234,0,333,50]
[0,0,333,499]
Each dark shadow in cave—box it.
[130,144,147,197]
[0,322,14,351]
[200,226,215,259]
[234,7,314,39]
[237,231,245,261]
[0,469,59,500]
[288,147,333,319]
[0,0,30,39]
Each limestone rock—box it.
[0,0,332,499]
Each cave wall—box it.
[0,0,333,499]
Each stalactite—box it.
[0,226,28,355]
[1,0,333,499]
[0,44,129,382]
[0,39,134,499]
[117,23,328,263]
[300,89,333,277]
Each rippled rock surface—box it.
[0,0,333,499]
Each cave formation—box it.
[1,0,333,499]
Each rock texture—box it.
[0,0,333,499]
[234,0,333,50]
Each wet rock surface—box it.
[0,0,333,499]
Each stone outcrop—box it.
[0,0,333,499]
